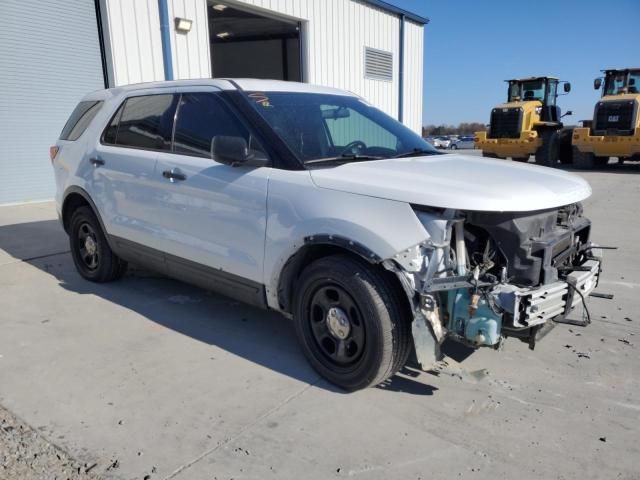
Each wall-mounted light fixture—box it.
[216,31,230,39]
[212,4,227,11]
[174,17,192,34]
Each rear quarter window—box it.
[60,101,104,141]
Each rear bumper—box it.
[573,127,640,158]
[475,131,542,157]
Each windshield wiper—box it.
[393,148,441,158]
[305,153,386,165]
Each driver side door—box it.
[152,89,271,307]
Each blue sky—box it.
[391,0,640,126]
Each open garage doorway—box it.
[207,2,302,81]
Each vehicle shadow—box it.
[558,159,640,175]
[0,219,438,396]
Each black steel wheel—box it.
[69,206,127,282]
[293,254,412,391]
[307,284,366,367]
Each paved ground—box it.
[0,158,638,480]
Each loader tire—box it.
[535,130,559,167]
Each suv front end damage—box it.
[385,204,602,370]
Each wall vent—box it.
[364,47,393,81]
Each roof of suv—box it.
[84,78,356,101]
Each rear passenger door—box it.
[153,89,271,304]
[90,92,179,255]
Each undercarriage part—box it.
[493,259,600,329]
[447,289,502,347]
[466,206,591,286]
[502,321,556,350]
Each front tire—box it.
[293,255,412,391]
[572,147,609,169]
[512,156,529,162]
[69,206,127,282]
[535,130,560,167]
[482,151,498,158]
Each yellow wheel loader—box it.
[571,68,640,169]
[475,76,572,166]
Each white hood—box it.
[309,154,592,212]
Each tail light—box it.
[49,146,59,163]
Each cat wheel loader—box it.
[475,76,573,166]
[571,68,640,168]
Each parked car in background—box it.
[433,136,452,149]
[52,79,600,392]
[450,135,476,149]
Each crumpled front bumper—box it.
[495,258,601,329]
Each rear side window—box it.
[173,93,266,159]
[60,101,103,141]
[106,94,178,151]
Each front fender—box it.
[263,169,430,311]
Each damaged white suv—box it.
[52,79,601,390]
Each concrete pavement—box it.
[0,162,638,479]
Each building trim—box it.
[93,0,109,88]
[398,13,405,122]
[158,0,174,80]
[361,0,429,25]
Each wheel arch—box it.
[276,235,410,318]
[61,187,110,243]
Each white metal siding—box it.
[234,0,400,119]
[102,0,165,85]
[103,0,424,132]
[403,20,424,133]
[0,0,104,204]
[168,0,211,80]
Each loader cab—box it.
[596,69,640,96]
[507,77,569,122]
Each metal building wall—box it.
[101,0,165,85]
[402,20,424,134]
[227,0,402,121]
[102,0,424,132]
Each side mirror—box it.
[594,78,602,90]
[211,136,249,166]
[563,82,571,93]
[561,110,573,118]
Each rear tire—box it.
[293,255,412,391]
[535,130,560,167]
[482,151,498,158]
[69,206,127,282]
[512,156,529,162]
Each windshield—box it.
[243,91,437,163]
[605,71,640,95]
[508,80,546,102]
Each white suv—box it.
[52,79,601,390]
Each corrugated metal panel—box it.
[0,0,104,204]
[168,0,211,80]
[231,0,400,119]
[364,47,393,81]
[402,20,424,133]
[103,0,423,130]
[103,0,165,85]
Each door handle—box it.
[162,168,187,182]
[89,157,105,167]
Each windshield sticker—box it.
[248,92,272,108]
